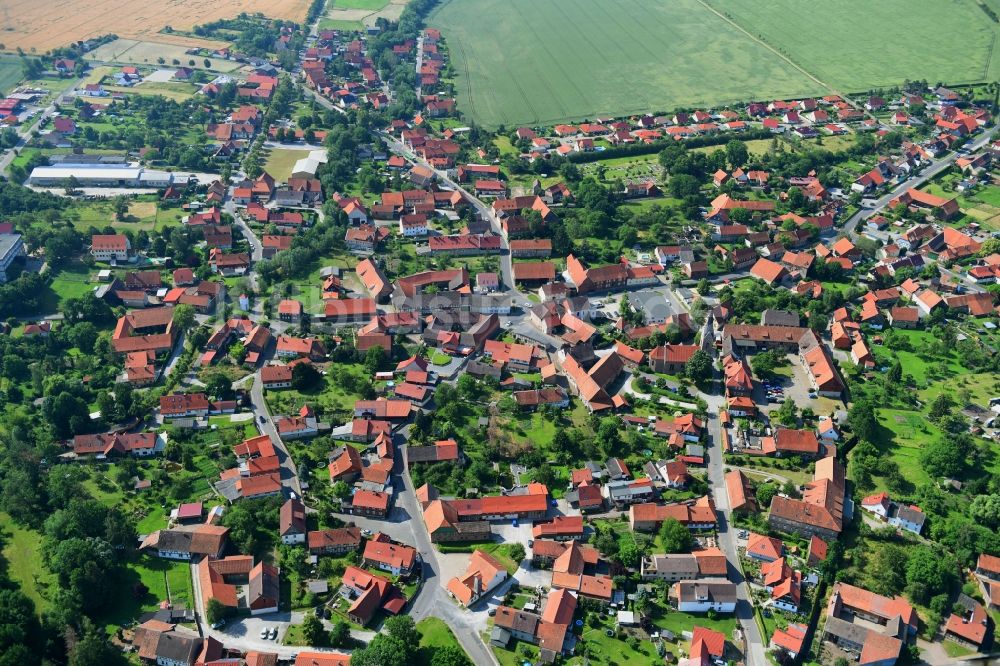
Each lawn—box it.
[437,541,523,574]
[429,0,818,127]
[96,556,194,628]
[0,513,57,614]
[265,363,369,418]
[49,261,96,306]
[0,56,24,95]
[333,0,388,9]
[708,0,1000,89]
[651,610,737,646]
[416,617,467,664]
[104,82,197,101]
[693,137,777,158]
[63,198,186,233]
[865,408,938,491]
[430,351,452,365]
[263,148,312,181]
[318,18,365,31]
[943,639,977,658]
[493,136,518,157]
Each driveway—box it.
[189,560,372,658]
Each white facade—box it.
[91,241,132,263]
[888,515,922,534]
[676,598,736,613]
[0,234,26,282]
[862,500,889,520]
[281,531,306,545]
[263,379,292,390]
[399,220,428,236]
[772,598,799,613]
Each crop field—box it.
[0,0,311,53]
[432,0,1000,127]
[706,0,1000,89]
[430,0,820,127]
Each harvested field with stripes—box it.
[0,0,311,53]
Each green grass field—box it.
[430,0,819,127]
[104,82,197,102]
[707,0,1000,89]
[432,0,1000,127]
[318,18,366,31]
[333,0,389,9]
[263,148,312,181]
[0,56,24,96]
[0,513,57,613]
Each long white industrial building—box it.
[28,165,189,188]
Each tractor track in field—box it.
[695,0,870,117]
[508,0,584,120]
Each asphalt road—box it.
[703,390,769,666]
[249,369,302,497]
[843,125,1000,240]
[0,76,84,176]
[379,131,526,301]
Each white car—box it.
[260,628,268,639]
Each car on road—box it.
[259,628,268,639]
[361,529,373,537]
[488,608,496,617]
[211,620,226,630]
[259,415,266,423]
[269,627,278,640]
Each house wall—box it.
[250,602,278,615]
[767,514,839,541]
[773,598,798,613]
[264,380,292,390]
[677,600,736,613]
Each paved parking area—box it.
[492,520,535,549]
[756,354,815,416]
